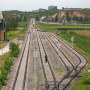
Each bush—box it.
[0,76,6,86]
[9,43,20,57]
[82,72,90,83]
[0,57,13,86]
[0,43,20,89]
[9,43,18,51]
[10,48,20,57]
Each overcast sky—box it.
[0,0,90,11]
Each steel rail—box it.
[45,32,75,71]
[11,31,31,90]
[36,31,49,90]
[48,32,88,90]
[41,32,69,72]
[48,32,81,71]
[38,31,56,85]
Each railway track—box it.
[41,32,77,89]
[43,32,75,71]
[43,32,87,90]
[40,32,69,73]
[36,31,56,90]
[10,29,31,90]
[50,32,87,70]
[37,30,79,89]
[45,32,81,70]
[39,32,57,84]
[4,21,87,90]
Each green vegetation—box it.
[36,23,90,90]
[9,43,20,57]
[80,9,90,15]
[3,9,59,23]
[82,72,90,83]
[0,57,13,87]
[37,23,90,29]
[2,10,29,41]
[0,43,20,90]
[0,53,10,74]
[70,66,90,90]
[5,22,28,40]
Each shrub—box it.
[0,43,20,89]
[10,48,20,57]
[0,76,5,86]
[81,86,90,90]
[9,42,18,51]
[0,57,13,86]
[9,43,20,57]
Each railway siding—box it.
[37,31,54,82]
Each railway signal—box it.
[71,36,74,48]
[57,42,62,48]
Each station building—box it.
[0,11,5,41]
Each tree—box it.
[78,17,83,22]
[10,18,18,35]
[84,17,88,22]
[72,16,78,24]
[5,22,10,40]
[66,12,71,21]
[55,15,58,22]
[35,16,39,21]
[23,16,27,21]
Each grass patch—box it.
[6,22,28,40]
[36,23,90,29]
[0,43,7,50]
[54,67,64,73]
[6,31,19,40]
[70,66,90,90]
[0,53,10,75]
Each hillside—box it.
[2,9,59,22]
[49,9,90,24]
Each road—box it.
[2,19,87,90]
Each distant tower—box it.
[0,11,3,19]
[0,11,5,41]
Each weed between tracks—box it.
[36,23,90,90]
[53,67,64,79]
[37,72,42,90]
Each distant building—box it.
[48,5,57,10]
[40,16,46,22]
[32,10,39,12]
[39,8,46,12]
[0,11,5,41]
[62,7,82,10]
[32,8,46,12]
